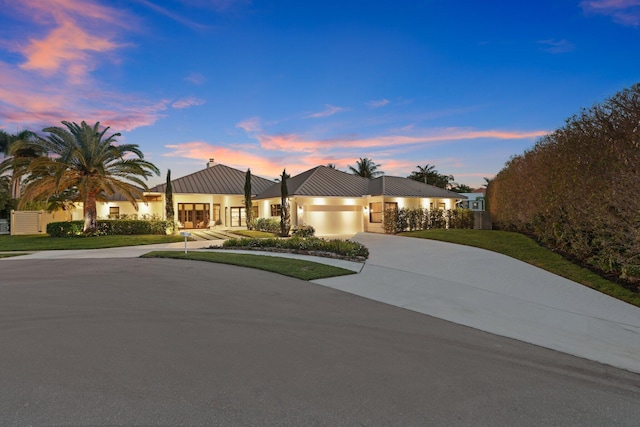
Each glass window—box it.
[369,202,382,223]
[109,206,120,219]
[271,204,282,217]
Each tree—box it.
[280,169,291,236]
[165,169,175,232]
[244,168,254,230]
[408,164,454,189]
[326,163,337,169]
[19,121,160,233]
[450,183,473,193]
[348,157,383,178]
[0,129,41,198]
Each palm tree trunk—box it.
[84,191,98,233]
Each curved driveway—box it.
[315,233,640,374]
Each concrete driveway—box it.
[313,233,640,374]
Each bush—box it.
[254,217,280,234]
[47,220,169,237]
[382,208,473,234]
[291,225,315,238]
[222,236,369,259]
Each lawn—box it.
[141,251,356,281]
[400,229,640,307]
[230,230,277,238]
[0,234,185,251]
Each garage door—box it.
[302,205,363,236]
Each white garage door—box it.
[302,205,363,236]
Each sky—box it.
[1,0,639,189]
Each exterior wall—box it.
[364,196,460,234]
[296,196,364,236]
[10,210,72,235]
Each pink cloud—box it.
[185,72,206,85]
[172,97,206,109]
[305,104,349,118]
[236,117,262,134]
[581,0,640,25]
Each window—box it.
[109,206,120,219]
[230,207,246,227]
[178,203,210,228]
[212,204,221,224]
[384,202,398,212]
[271,204,282,217]
[252,206,259,219]
[438,202,446,210]
[369,202,382,223]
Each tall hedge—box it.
[487,83,640,283]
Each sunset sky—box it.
[1,0,639,188]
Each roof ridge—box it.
[295,165,322,191]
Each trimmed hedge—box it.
[254,217,281,234]
[487,83,640,285]
[383,207,474,234]
[47,220,169,237]
[221,236,369,259]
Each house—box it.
[254,166,466,235]
[457,188,486,211]
[10,162,467,236]
[149,161,275,229]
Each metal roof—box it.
[256,166,370,199]
[150,163,275,196]
[255,166,466,199]
[369,176,467,199]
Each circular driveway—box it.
[1,258,639,425]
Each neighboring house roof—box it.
[256,165,466,199]
[472,187,486,194]
[150,163,275,196]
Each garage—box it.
[302,205,363,236]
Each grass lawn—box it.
[400,229,640,307]
[0,253,27,258]
[230,230,277,238]
[0,234,185,251]
[142,251,356,281]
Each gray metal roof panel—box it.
[150,164,275,195]
[370,176,467,199]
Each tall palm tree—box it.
[348,158,383,178]
[19,121,160,233]
[408,164,437,184]
[0,129,41,198]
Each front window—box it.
[109,206,120,219]
[369,202,382,223]
[178,203,210,228]
[271,204,282,217]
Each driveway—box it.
[314,233,640,374]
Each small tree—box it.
[244,168,254,230]
[165,169,175,233]
[280,169,291,236]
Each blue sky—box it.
[1,0,639,188]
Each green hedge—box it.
[47,220,169,237]
[222,236,369,259]
[383,208,474,234]
[487,83,640,284]
[254,217,281,234]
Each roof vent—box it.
[206,158,215,168]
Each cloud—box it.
[236,117,262,134]
[366,99,390,108]
[537,39,575,54]
[135,0,213,30]
[172,97,206,109]
[581,0,640,26]
[185,72,206,85]
[304,104,349,119]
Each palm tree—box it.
[19,121,160,233]
[348,158,383,178]
[0,129,41,199]
[408,164,437,184]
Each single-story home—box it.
[11,161,467,236]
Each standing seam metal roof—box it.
[150,164,275,195]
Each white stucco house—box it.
[11,161,467,236]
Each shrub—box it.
[382,207,473,234]
[47,220,169,237]
[254,217,280,233]
[291,225,315,238]
[222,236,369,259]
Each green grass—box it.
[141,251,356,281]
[0,252,27,258]
[400,229,640,307]
[0,234,185,251]
[230,230,277,238]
